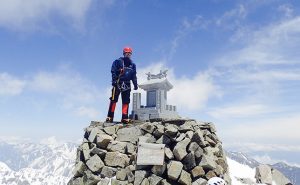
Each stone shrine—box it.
[131,70,180,121]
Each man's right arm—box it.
[111,60,119,86]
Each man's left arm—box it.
[132,63,138,90]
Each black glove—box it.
[112,80,117,87]
[134,84,138,90]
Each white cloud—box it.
[225,142,300,153]
[222,114,300,142]
[218,16,300,67]
[75,106,100,119]
[216,4,247,28]
[0,0,94,31]
[30,67,101,105]
[0,73,26,96]
[208,103,272,119]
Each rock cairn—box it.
[68,119,231,185]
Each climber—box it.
[106,47,138,124]
[207,177,226,185]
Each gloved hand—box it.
[134,84,138,90]
[112,81,117,87]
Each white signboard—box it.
[136,143,165,165]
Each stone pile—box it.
[68,119,231,185]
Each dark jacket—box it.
[111,57,137,88]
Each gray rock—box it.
[96,134,113,149]
[141,178,150,185]
[88,127,104,143]
[182,152,196,170]
[117,127,143,143]
[272,168,291,185]
[216,159,228,173]
[188,142,200,153]
[160,179,171,185]
[84,170,102,185]
[81,143,91,162]
[148,174,163,185]
[167,160,183,181]
[111,179,129,185]
[185,131,194,139]
[140,123,156,133]
[68,177,84,185]
[90,147,107,158]
[175,133,186,142]
[192,178,207,185]
[126,142,136,155]
[107,141,127,153]
[205,136,216,147]
[156,135,171,145]
[116,169,127,181]
[205,170,216,179]
[192,130,205,147]
[151,163,166,176]
[164,147,174,160]
[179,120,196,132]
[191,166,205,178]
[73,161,86,177]
[103,126,116,135]
[255,164,272,184]
[100,166,117,178]
[134,170,147,185]
[153,125,164,138]
[199,155,217,171]
[173,138,191,160]
[86,154,104,173]
[179,170,192,185]
[104,152,130,168]
[165,124,178,137]
[97,178,110,185]
[126,166,135,183]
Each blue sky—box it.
[0,0,300,165]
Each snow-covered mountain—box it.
[0,137,77,185]
[226,151,298,185]
[0,138,297,185]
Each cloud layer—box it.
[0,0,93,31]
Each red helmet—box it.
[123,47,133,54]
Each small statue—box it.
[146,70,168,80]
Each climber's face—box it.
[123,52,132,58]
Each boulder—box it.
[182,152,196,171]
[148,174,163,185]
[107,141,127,153]
[100,166,117,178]
[104,152,130,168]
[173,138,191,160]
[191,166,205,178]
[192,178,207,185]
[73,161,87,177]
[96,134,113,149]
[134,170,147,185]
[178,170,192,185]
[117,127,143,143]
[255,164,272,184]
[167,160,183,181]
[116,168,127,181]
[272,168,291,185]
[86,154,104,173]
